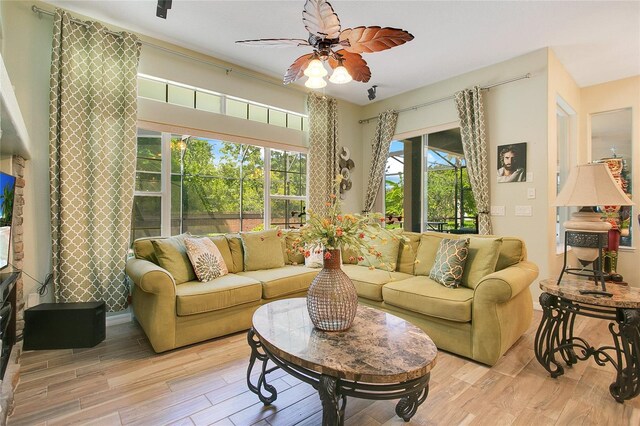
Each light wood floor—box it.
[8,310,640,425]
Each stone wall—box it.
[11,155,25,339]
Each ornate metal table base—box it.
[247,328,430,424]
[535,292,640,402]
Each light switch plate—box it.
[526,172,534,182]
[491,205,505,216]
[515,205,532,216]
[527,188,536,199]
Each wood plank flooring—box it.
[8,310,640,425]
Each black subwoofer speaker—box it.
[23,301,106,350]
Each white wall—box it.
[359,49,551,288]
[0,1,363,305]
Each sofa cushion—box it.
[429,238,469,288]
[357,229,403,271]
[176,274,262,316]
[224,234,244,273]
[496,237,525,271]
[341,246,359,264]
[382,276,474,323]
[133,237,158,264]
[282,230,305,265]
[462,237,503,288]
[341,264,413,302]
[207,235,234,272]
[152,234,196,285]
[238,265,319,299]
[397,232,421,274]
[414,232,450,276]
[184,237,229,282]
[241,229,286,271]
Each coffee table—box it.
[246,298,437,425]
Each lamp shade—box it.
[303,59,328,78]
[554,163,634,207]
[329,65,352,84]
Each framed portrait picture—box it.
[497,143,526,183]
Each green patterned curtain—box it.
[49,9,141,311]
[307,94,338,216]
[363,110,398,213]
[455,87,492,235]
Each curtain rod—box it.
[32,5,137,41]
[358,73,531,124]
[30,5,294,90]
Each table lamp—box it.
[554,163,634,296]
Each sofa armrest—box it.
[473,260,539,304]
[125,258,176,297]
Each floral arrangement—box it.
[291,176,403,267]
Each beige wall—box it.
[359,49,551,290]
[580,76,640,286]
[1,1,54,303]
[546,49,581,297]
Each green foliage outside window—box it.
[426,167,476,226]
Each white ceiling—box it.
[43,1,640,105]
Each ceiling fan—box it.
[236,0,414,89]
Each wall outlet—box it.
[490,205,505,216]
[527,188,536,199]
[515,205,533,216]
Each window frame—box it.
[132,129,308,240]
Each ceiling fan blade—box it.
[339,26,414,53]
[303,0,341,40]
[284,53,315,84]
[328,51,371,83]
[235,38,311,48]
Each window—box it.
[137,74,307,131]
[384,140,404,229]
[130,130,307,242]
[423,135,476,233]
[383,128,477,233]
[269,149,307,229]
[556,98,577,252]
[131,130,164,242]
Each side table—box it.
[535,278,640,403]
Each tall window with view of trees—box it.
[131,130,307,243]
[424,150,476,231]
[170,137,265,235]
[270,149,307,229]
[384,130,478,234]
[384,140,405,229]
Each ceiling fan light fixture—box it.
[305,76,327,89]
[329,65,352,84]
[303,59,328,78]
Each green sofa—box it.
[125,230,538,366]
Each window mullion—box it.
[161,131,172,236]
[264,148,271,229]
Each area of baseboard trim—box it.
[106,312,132,327]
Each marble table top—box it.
[252,298,437,383]
[540,278,640,308]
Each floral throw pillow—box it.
[184,237,229,282]
[429,238,469,288]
